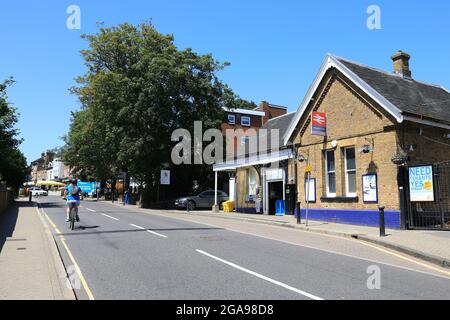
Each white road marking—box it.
[86,208,96,212]
[143,211,450,279]
[97,198,450,278]
[129,224,167,238]
[147,230,168,239]
[101,213,118,221]
[196,249,324,301]
[130,224,145,230]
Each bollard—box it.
[186,201,190,213]
[296,202,301,224]
[379,206,386,237]
[28,191,32,202]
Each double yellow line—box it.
[38,205,95,300]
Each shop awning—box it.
[36,181,66,187]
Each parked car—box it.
[28,187,48,196]
[175,190,229,210]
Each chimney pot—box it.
[391,51,412,78]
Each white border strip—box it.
[101,213,119,221]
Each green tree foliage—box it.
[0,78,28,190]
[64,22,256,202]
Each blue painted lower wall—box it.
[236,207,401,229]
[297,208,401,229]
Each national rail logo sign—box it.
[311,112,327,137]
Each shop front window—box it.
[325,150,336,197]
[248,169,257,197]
[344,147,357,196]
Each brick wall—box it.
[397,122,450,165]
[291,72,401,211]
[255,101,288,125]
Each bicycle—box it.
[67,201,78,230]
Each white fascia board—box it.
[440,86,450,94]
[223,107,266,117]
[282,54,404,146]
[213,149,293,172]
[403,116,450,130]
[282,55,333,146]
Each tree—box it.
[0,78,28,191]
[64,22,256,203]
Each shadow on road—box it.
[38,201,65,209]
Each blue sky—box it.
[1,0,449,163]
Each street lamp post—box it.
[297,152,311,226]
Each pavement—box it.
[0,198,75,300]
[24,196,450,300]
[99,200,450,269]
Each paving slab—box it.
[0,199,75,300]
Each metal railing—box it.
[408,162,450,231]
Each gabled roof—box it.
[338,57,450,123]
[259,112,295,151]
[283,54,450,145]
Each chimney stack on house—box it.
[391,51,412,78]
[255,101,288,125]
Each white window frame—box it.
[228,114,236,125]
[241,116,251,127]
[344,146,357,197]
[325,150,336,197]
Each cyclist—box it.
[64,179,81,222]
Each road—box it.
[37,196,450,300]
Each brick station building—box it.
[214,51,450,229]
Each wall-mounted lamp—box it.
[409,144,418,152]
[297,154,308,162]
[360,145,374,154]
[331,140,338,148]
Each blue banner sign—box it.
[409,166,435,202]
[77,182,95,193]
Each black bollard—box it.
[29,191,32,202]
[379,206,386,237]
[296,202,301,224]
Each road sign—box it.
[160,170,171,185]
[311,112,327,137]
[305,165,312,174]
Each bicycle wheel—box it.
[70,208,75,230]
[71,214,75,230]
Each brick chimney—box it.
[391,51,412,78]
[256,101,287,124]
